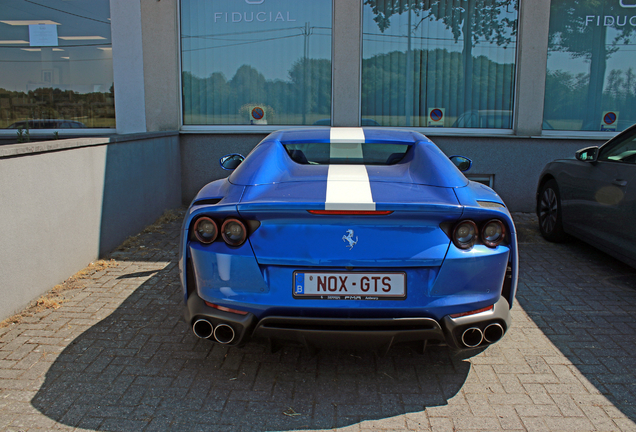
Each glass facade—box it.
[181,0,332,126]
[0,0,114,130]
[544,0,636,132]
[361,0,518,128]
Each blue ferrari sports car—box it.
[179,128,518,352]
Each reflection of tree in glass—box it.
[181,58,331,125]
[0,87,115,129]
[361,48,515,124]
[544,70,589,124]
[545,68,636,131]
[364,0,518,116]
[289,58,332,119]
[548,1,635,129]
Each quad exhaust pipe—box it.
[213,324,236,344]
[461,323,505,347]
[192,319,236,344]
[461,327,483,348]
[193,319,214,339]
[483,323,504,344]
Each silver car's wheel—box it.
[538,179,567,242]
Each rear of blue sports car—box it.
[179,128,518,352]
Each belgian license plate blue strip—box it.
[293,271,406,300]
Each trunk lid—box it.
[238,181,461,267]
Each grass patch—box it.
[0,259,119,328]
[0,208,183,328]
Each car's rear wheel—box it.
[538,179,567,242]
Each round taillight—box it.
[193,217,218,244]
[452,220,478,250]
[221,219,247,246]
[481,219,505,248]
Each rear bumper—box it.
[184,293,511,351]
[252,316,444,351]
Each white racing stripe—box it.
[325,165,375,211]
[329,127,365,143]
[329,128,365,160]
[325,128,375,210]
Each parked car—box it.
[7,119,86,129]
[536,123,636,267]
[180,128,518,352]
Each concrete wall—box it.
[109,0,180,132]
[514,0,551,136]
[110,0,147,134]
[332,0,362,127]
[141,0,181,131]
[180,133,267,202]
[0,132,181,321]
[179,133,607,212]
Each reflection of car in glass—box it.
[451,110,555,130]
[536,123,636,267]
[180,128,518,352]
[7,119,86,129]
[313,118,381,126]
[580,120,634,132]
[452,110,513,129]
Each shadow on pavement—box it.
[514,213,636,423]
[31,224,474,431]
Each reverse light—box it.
[450,305,494,318]
[193,217,218,244]
[221,218,247,246]
[204,301,248,316]
[452,220,478,250]
[481,219,506,248]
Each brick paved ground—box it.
[1,211,635,432]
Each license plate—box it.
[293,271,406,300]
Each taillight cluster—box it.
[452,219,506,250]
[192,216,248,247]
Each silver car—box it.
[536,123,636,268]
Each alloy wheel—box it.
[539,187,558,234]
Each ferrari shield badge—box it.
[342,229,358,250]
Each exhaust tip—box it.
[214,324,236,344]
[483,323,504,344]
[461,327,483,348]
[192,319,214,339]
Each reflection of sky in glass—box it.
[362,2,518,65]
[182,0,332,82]
[0,0,112,93]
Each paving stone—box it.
[0,212,636,431]
[429,417,455,432]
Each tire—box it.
[537,179,568,243]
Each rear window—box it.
[284,143,409,165]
